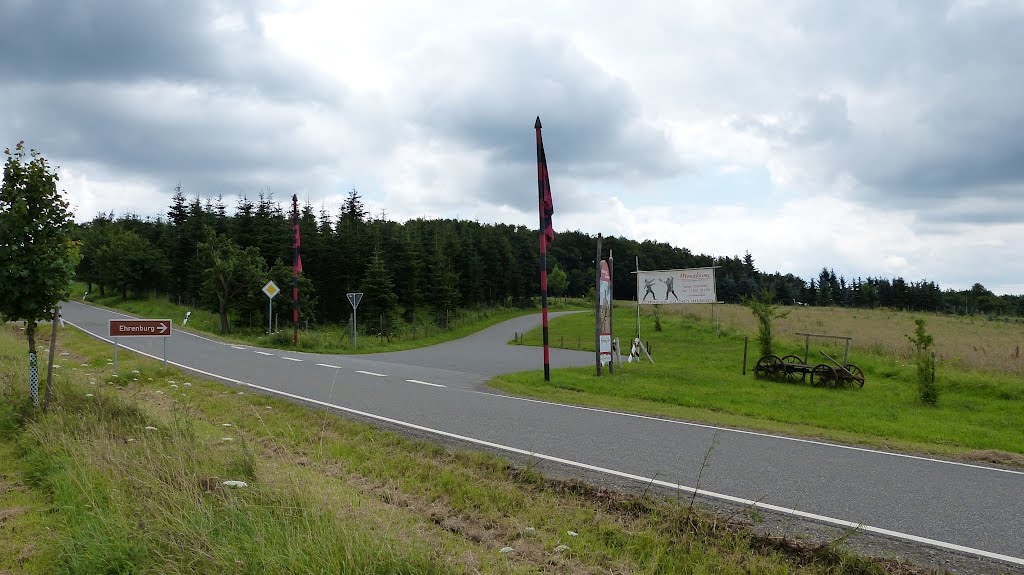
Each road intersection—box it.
[61,301,1024,569]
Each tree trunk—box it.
[26,321,36,354]
[122,283,128,300]
[219,298,230,334]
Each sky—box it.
[3,0,1024,294]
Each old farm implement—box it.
[753,332,865,388]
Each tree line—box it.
[72,188,1024,334]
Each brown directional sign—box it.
[108,319,172,337]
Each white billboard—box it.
[637,267,717,304]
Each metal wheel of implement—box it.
[780,355,805,383]
[844,364,865,388]
[754,354,784,380]
[810,364,837,387]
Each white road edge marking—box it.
[316,363,342,369]
[406,379,446,388]
[230,345,247,350]
[61,318,1024,567]
[253,351,273,356]
[468,391,1024,477]
[281,357,303,362]
[355,370,387,377]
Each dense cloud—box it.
[2,0,1024,292]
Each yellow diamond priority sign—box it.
[262,280,280,299]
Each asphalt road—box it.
[61,301,1024,568]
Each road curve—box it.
[60,301,1024,568]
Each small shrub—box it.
[741,289,789,357]
[906,319,938,405]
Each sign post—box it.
[262,280,280,334]
[108,319,173,370]
[347,292,363,350]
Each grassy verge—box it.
[495,306,1024,463]
[69,283,586,354]
[0,323,918,574]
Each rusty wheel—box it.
[810,364,837,388]
[754,354,784,381]
[780,355,805,383]
[844,364,865,388]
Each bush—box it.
[741,289,789,357]
[906,319,938,405]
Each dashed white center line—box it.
[281,357,302,362]
[254,351,273,356]
[406,379,445,388]
[230,345,247,350]
[356,370,387,377]
[316,363,342,369]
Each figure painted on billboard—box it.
[642,278,657,302]
[660,276,679,301]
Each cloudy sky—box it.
[3,1,1024,294]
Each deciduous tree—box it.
[0,142,79,405]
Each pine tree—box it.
[360,246,399,336]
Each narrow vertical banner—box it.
[292,194,301,346]
[594,235,602,376]
[535,117,555,382]
[599,260,612,367]
[608,250,614,374]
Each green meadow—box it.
[495,304,1024,464]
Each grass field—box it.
[0,323,909,574]
[495,304,1024,463]
[69,283,586,354]
[680,303,1024,375]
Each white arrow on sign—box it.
[347,292,363,309]
[158,323,167,334]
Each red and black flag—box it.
[291,194,301,345]
[535,117,554,382]
[535,116,554,251]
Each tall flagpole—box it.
[536,117,552,382]
[292,194,300,346]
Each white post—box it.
[114,338,119,372]
[268,299,272,334]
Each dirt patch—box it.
[960,449,1024,468]
[0,506,29,523]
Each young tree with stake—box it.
[0,142,79,406]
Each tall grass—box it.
[669,303,1024,375]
